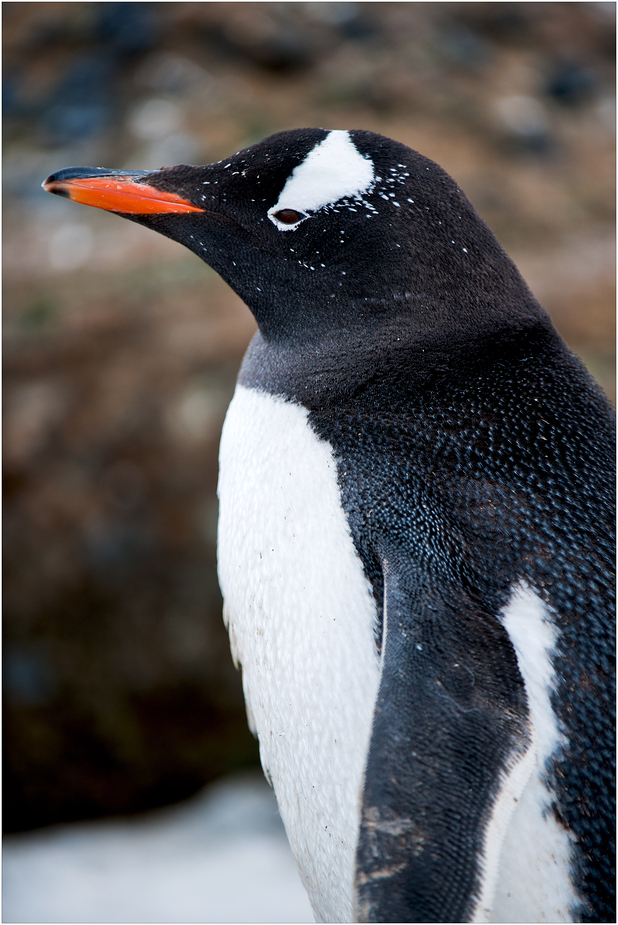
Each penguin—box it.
[43,128,615,924]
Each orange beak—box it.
[42,168,204,215]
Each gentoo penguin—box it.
[43,128,615,924]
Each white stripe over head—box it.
[268,130,374,228]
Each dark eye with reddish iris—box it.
[274,209,305,224]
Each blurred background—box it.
[3,0,615,857]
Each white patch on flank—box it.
[472,582,578,924]
[217,385,381,923]
[268,130,374,230]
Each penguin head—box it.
[43,128,542,346]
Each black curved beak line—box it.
[42,167,204,215]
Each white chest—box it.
[217,384,380,923]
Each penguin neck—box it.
[237,299,556,411]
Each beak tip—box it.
[42,177,71,199]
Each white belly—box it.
[476,583,578,923]
[217,384,380,923]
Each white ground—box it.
[3,772,315,924]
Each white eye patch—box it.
[268,130,375,231]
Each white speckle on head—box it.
[218,385,380,923]
[472,582,578,924]
[268,130,374,230]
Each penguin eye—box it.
[273,209,305,225]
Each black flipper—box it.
[354,550,531,923]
